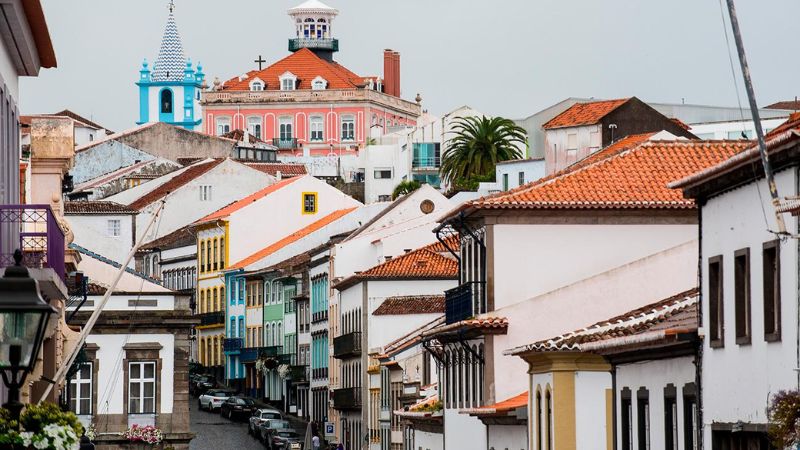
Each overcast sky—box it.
[19,0,800,132]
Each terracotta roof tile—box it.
[421,235,459,254]
[140,226,196,251]
[128,159,225,210]
[195,175,301,224]
[335,246,458,290]
[766,101,800,110]
[244,162,307,177]
[222,48,369,91]
[505,289,698,355]
[462,392,527,416]
[470,140,750,211]
[373,295,445,316]
[221,129,265,144]
[64,201,138,215]
[381,316,445,357]
[230,207,358,269]
[542,98,629,129]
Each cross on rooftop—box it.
[254,54,266,71]
[168,0,175,13]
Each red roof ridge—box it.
[195,175,303,224]
[542,98,631,129]
[128,159,225,210]
[229,207,358,269]
[335,245,458,290]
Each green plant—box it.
[0,403,82,450]
[392,180,421,200]
[19,402,83,438]
[441,116,526,184]
[769,390,800,448]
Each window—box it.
[567,133,578,150]
[312,76,327,90]
[280,72,297,91]
[247,117,263,139]
[303,192,317,214]
[341,116,355,141]
[200,185,212,201]
[763,240,781,341]
[310,116,324,142]
[664,385,678,450]
[250,80,264,91]
[128,362,156,414]
[637,388,650,450]
[107,219,121,237]
[621,388,633,450]
[160,89,173,114]
[536,390,542,450]
[545,388,552,450]
[683,384,698,450]
[230,318,235,337]
[216,117,231,136]
[708,256,724,348]
[279,117,293,141]
[374,169,392,180]
[502,173,509,191]
[69,363,92,415]
[734,248,751,344]
[219,237,225,269]
[519,171,525,186]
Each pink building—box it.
[200,0,421,157]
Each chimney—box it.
[393,51,401,98]
[383,49,395,96]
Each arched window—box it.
[536,389,543,450]
[230,318,236,338]
[545,387,553,450]
[160,89,173,114]
[199,290,205,314]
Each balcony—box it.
[332,387,361,410]
[0,204,65,281]
[272,138,299,150]
[290,365,309,382]
[333,332,361,359]
[240,345,281,363]
[312,367,328,379]
[197,311,225,326]
[445,281,486,324]
[223,338,243,353]
[312,310,328,323]
[289,38,339,52]
[412,157,441,169]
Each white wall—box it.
[700,167,799,439]
[574,371,611,450]
[488,424,527,450]
[689,117,788,140]
[363,144,406,204]
[0,32,20,101]
[414,430,443,450]
[443,409,485,450]
[544,124,602,174]
[616,357,695,450]
[67,213,135,265]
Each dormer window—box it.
[250,78,265,91]
[312,76,327,91]
[280,72,297,91]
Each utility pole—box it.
[725,0,787,234]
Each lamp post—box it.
[0,250,57,420]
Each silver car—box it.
[248,408,283,437]
[257,418,291,443]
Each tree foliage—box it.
[440,116,526,184]
[392,180,421,200]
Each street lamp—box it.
[0,250,56,420]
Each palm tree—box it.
[392,179,421,200]
[440,116,527,184]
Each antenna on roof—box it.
[168,0,175,13]
[725,0,787,234]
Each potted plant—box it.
[0,403,83,450]
[768,389,800,448]
[121,424,163,448]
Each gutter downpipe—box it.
[611,364,618,450]
[696,202,704,450]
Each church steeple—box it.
[136,1,204,131]
[287,0,339,61]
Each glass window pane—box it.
[80,384,91,397]
[80,364,91,378]
[130,383,140,398]
[80,399,90,414]
[130,398,140,413]
[130,363,140,379]
[144,363,155,379]
[144,399,154,413]
[144,382,155,397]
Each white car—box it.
[198,389,232,411]
[248,408,283,436]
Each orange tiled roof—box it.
[469,140,750,211]
[542,98,629,129]
[462,392,528,416]
[230,207,358,269]
[222,48,372,91]
[195,176,301,224]
[373,295,445,316]
[420,316,509,339]
[421,235,459,254]
[128,159,225,210]
[335,246,458,290]
[244,162,308,177]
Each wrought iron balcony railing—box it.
[272,138,299,150]
[445,281,486,324]
[0,204,65,281]
[197,311,225,326]
[290,365,309,382]
[240,345,281,362]
[332,387,361,410]
[289,38,339,52]
[223,338,243,352]
[333,332,362,359]
[412,157,441,169]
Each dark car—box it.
[220,395,257,420]
[267,430,302,450]
[191,375,216,396]
[257,418,291,443]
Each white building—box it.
[476,158,545,196]
[670,115,800,448]
[64,201,138,266]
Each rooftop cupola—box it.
[287,0,339,61]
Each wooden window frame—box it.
[708,255,724,348]
[734,248,751,345]
[763,240,781,342]
[664,384,678,450]
[637,387,650,450]
[621,387,633,450]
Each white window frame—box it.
[247,117,263,139]
[200,185,212,201]
[280,72,297,91]
[107,219,121,237]
[309,116,324,142]
[128,361,157,414]
[279,117,293,141]
[216,117,231,136]
[341,115,355,141]
[249,78,265,91]
[311,76,328,91]
[567,133,578,151]
[70,362,93,415]
[374,168,393,180]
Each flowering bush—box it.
[0,403,83,450]
[277,364,290,379]
[122,424,163,445]
[768,389,800,448]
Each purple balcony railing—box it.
[0,204,66,281]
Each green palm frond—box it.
[441,115,526,184]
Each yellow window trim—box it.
[302,191,318,215]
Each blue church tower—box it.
[137,2,204,130]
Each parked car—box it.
[220,395,257,420]
[198,389,232,411]
[249,408,283,436]
[257,418,291,443]
[267,430,302,450]
[191,375,217,396]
